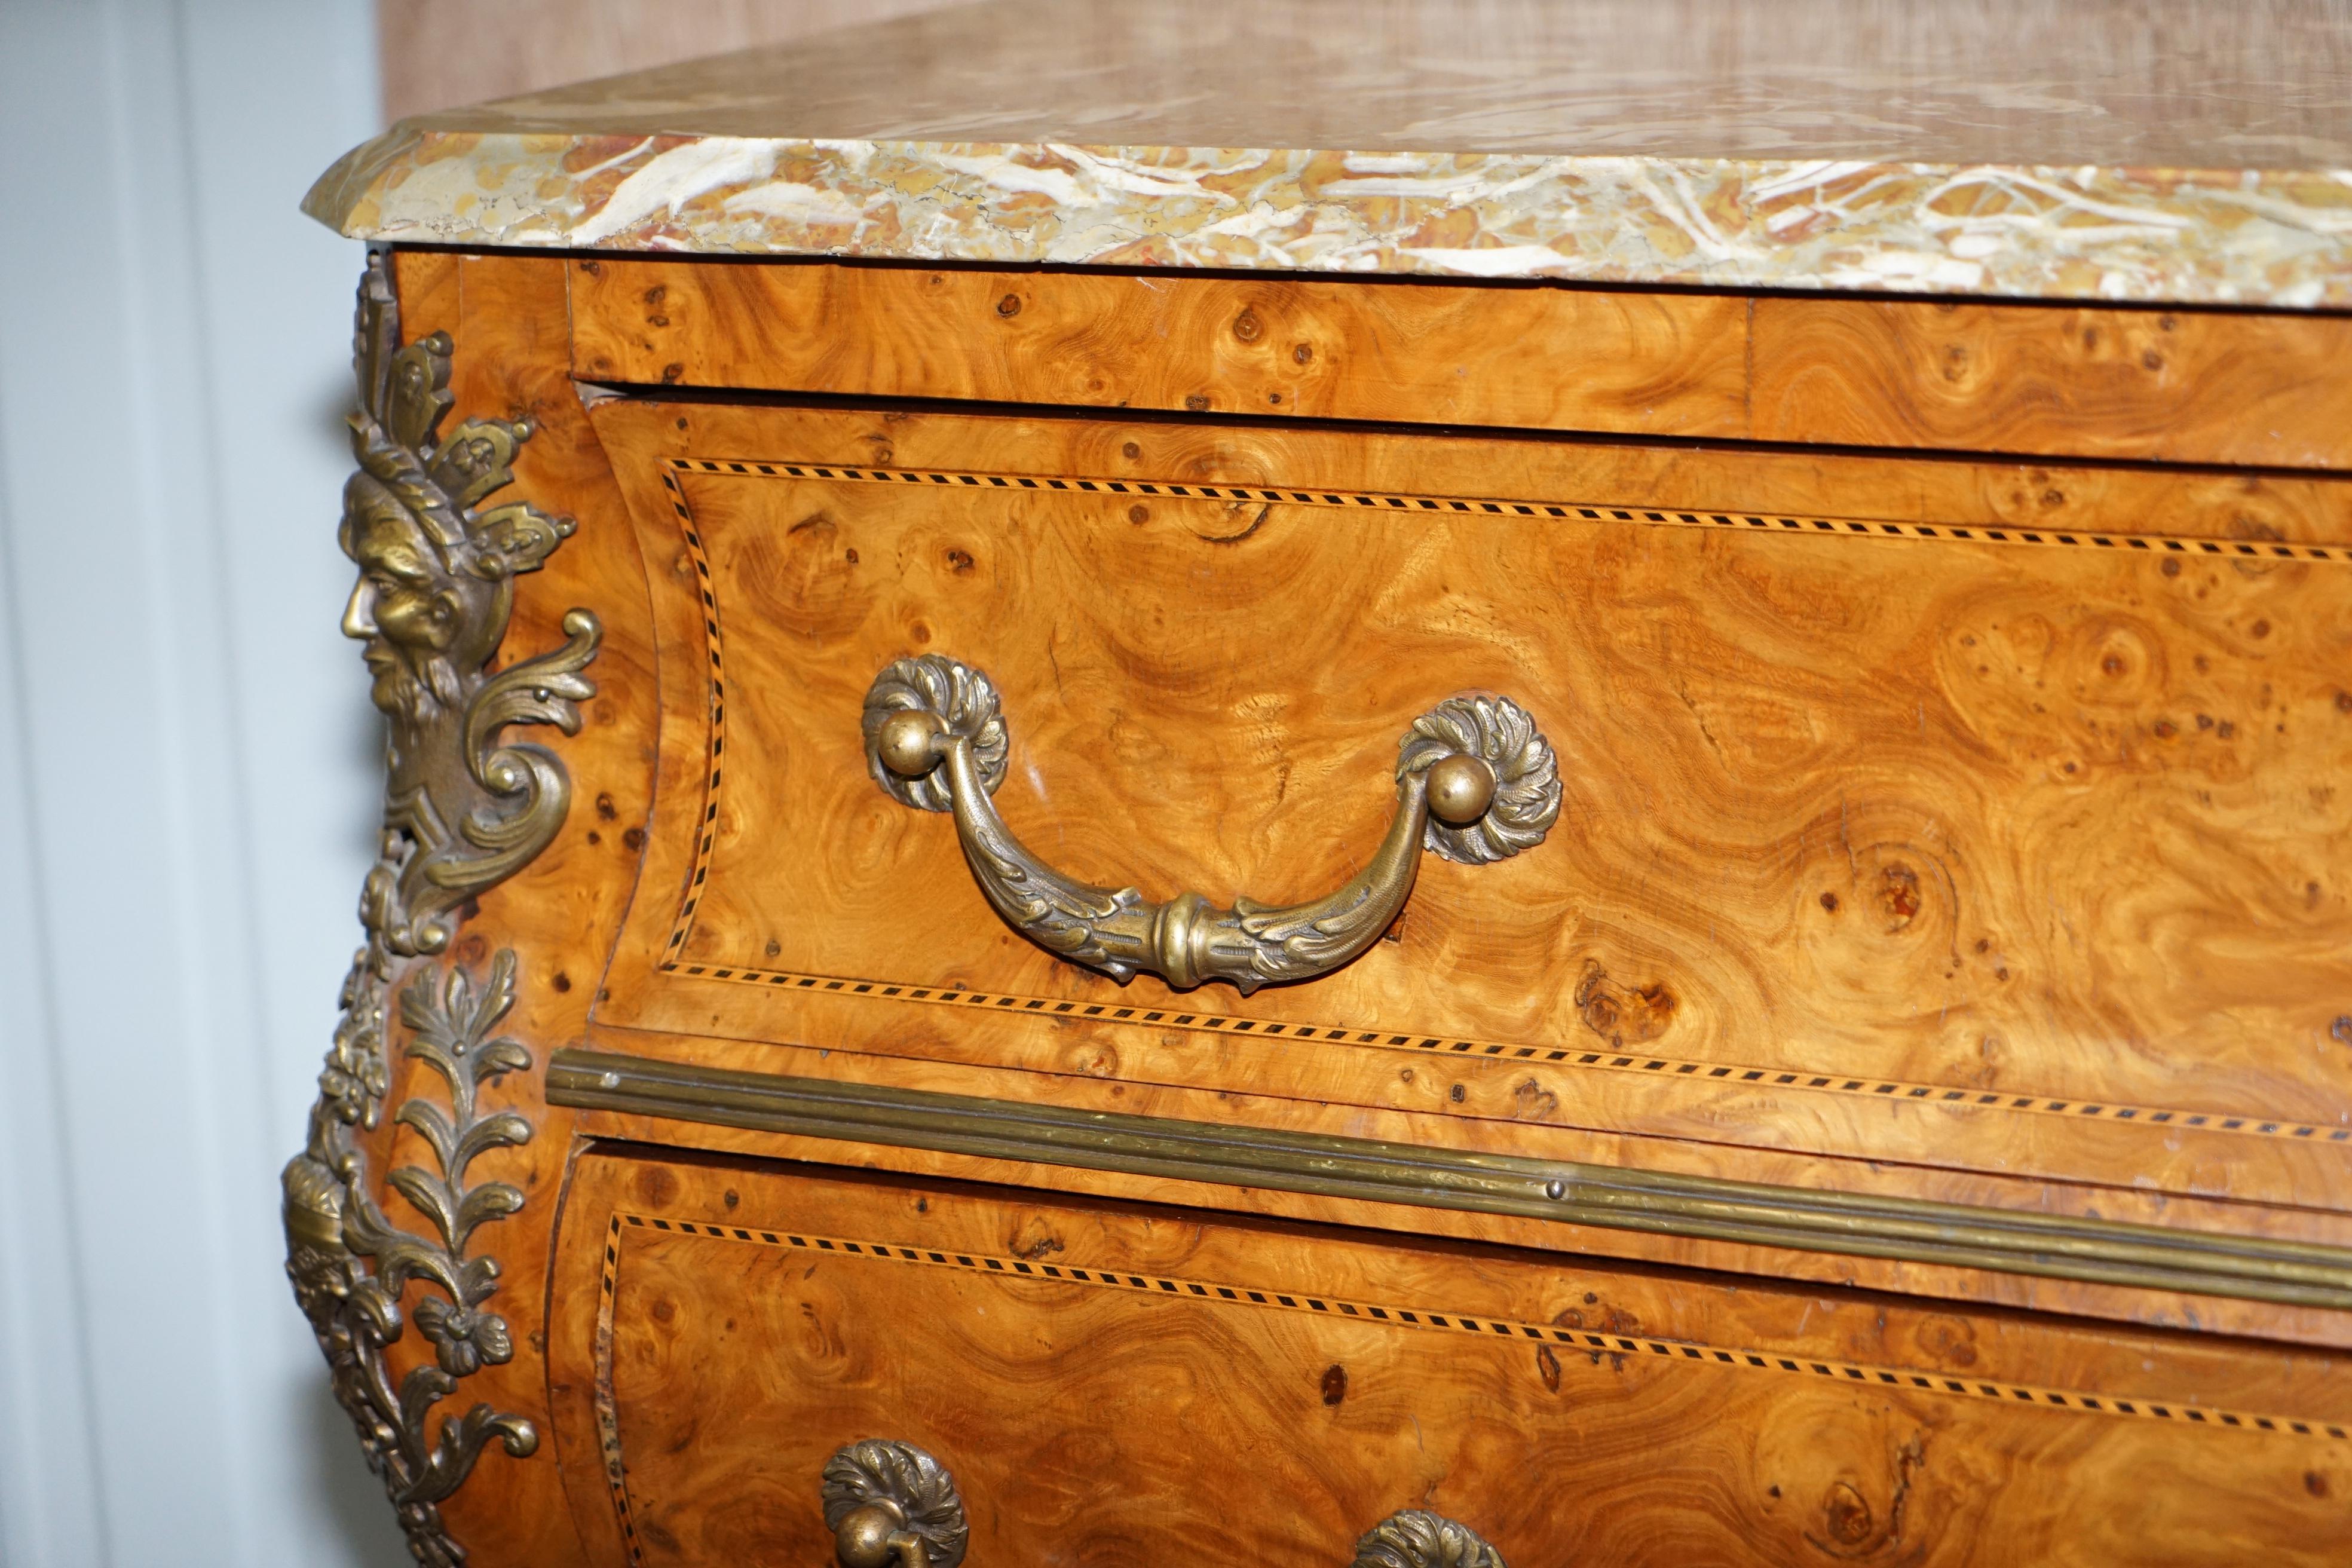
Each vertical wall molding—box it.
[0,362,111,1568]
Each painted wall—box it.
[0,2,405,1564]
[376,0,962,120]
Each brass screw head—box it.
[1425,753,1497,826]
[875,710,945,777]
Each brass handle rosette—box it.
[1352,1508,1509,1568]
[820,1439,968,1568]
[862,653,1560,994]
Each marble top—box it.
[307,0,2352,307]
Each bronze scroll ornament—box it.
[335,256,599,958]
[283,254,599,1567]
[860,654,1561,993]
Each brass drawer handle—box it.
[1354,1509,1508,1568]
[863,653,1559,993]
[820,1439,968,1568]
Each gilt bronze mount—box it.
[283,253,596,1567]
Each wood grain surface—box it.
[570,258,2352,469]
[552,1150,2352,1567]
[570,259,1752,442]
[1750,298,2352,470]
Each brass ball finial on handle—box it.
[1422,751,1499,826]
[874,709,947,778]
[832,1502,925,1568]
[819,1439,967,1568]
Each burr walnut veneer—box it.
[289,15,2352,1566]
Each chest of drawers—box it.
[285,6,2352,1563]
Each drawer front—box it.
[583,397,2352,1230]
[569,258,2352,471]
[608,409,2352,1080]
[549,1150,2352,1567]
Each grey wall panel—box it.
[0,2,400,1564]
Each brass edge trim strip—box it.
[651,458,2348,1152]
[548,1048,2352,1312]
[610,1214,2352,1443]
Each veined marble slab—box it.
[308,0,2352,307]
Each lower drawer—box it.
[549,1149,2352,1566]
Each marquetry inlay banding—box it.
[655,963,2352,1149]
[651,458,2350,1152]
[590,1216,642,1567]
[601,1212,2351,1445]
[669,457,2352,563]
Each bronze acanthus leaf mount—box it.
[282,253,599,1567]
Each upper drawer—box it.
[569,258,2352,470]
[576,395,2352,1309]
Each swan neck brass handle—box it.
[863,654,1560,995]
[820,1440,967,1568]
